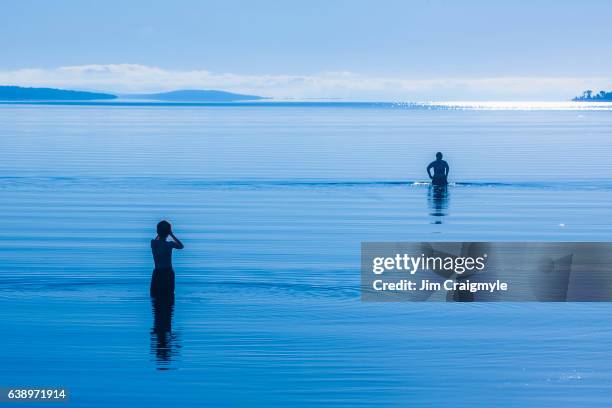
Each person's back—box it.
[427,152,449,186]
[151,239,178,269]
[150,220,184,298]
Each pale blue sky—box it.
[2,0,612,99]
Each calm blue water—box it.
[1,103,612,407]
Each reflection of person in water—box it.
[428,184,449,222]
[150,220,184,298]
[151,296,180,369]
[427,152,449,186]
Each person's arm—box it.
[169,232,184,249]
[426,162,434,179]
[444,162,449,177]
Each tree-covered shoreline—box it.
[573,90,612,101]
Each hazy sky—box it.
[2,0,611,100]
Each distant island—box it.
[125,90,266,102]
[573,89,612,102]
[0,86,116,101]
[0,86,266,102]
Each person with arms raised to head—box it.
[150,220,184,298]
[427,152,450,186]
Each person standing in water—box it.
[150,220,184,298]
[427,152,450,186]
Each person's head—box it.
[157,220,172,239]
[436,152,443,160]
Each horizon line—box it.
[1,64,611,101]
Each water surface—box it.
[1,104,611,407]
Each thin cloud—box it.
[0,64,609,101]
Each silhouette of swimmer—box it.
[150,220,184,298]
[427,152,450,186]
